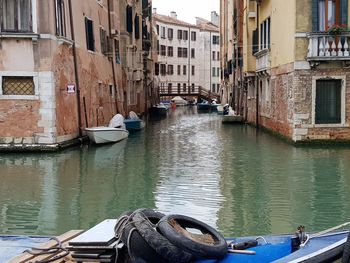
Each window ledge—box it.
[57,36,74,46]
[0,95,39,100]
[0,32,39,40]
[306,123,350,128]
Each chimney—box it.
[153,8,157,14]
[211,11,219,26]
[170,11,177,19]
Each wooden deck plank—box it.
[8,230,84,263]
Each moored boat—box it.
[197,100,211,112]
[149,103,168,116]
[124,111,145,131]
[85,114,129,144]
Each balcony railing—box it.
[255,49,270,72]
[307,32,350,61]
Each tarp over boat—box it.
[0,235,50,262]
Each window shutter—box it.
[126,6,133,33]
[341,0,348,25]
[312,0,318,32]
[135,15,140,39]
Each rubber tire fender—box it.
[342,232,350,263]
[131,209,194,263]
[157,214,227,260]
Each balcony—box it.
[307,32,350,61]
[255,49,270,72]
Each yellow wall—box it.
[259,0,296,68]
[243,0,257,73]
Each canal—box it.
[1,107,350,238]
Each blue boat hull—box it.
[197,103,210,111]
[124,119,145,131]
[198,231,349,263]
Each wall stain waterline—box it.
[0,107,350,237]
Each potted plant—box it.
[327,24,348,35]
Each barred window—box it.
[2,76,35,95]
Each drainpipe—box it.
[255,2,259,128]
[107,0,119,114]
[68,0,84,135]
[188,26,191,93]
[210,31,212,96]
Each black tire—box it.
[342,232,350,263]
[120,209,169,263]
[157,214,227,260]
[131,209,194,263]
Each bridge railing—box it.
[158,85,220,101]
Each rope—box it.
[24,237,69,263]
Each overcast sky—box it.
[152,0,219,24]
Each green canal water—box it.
[1,107,350,237]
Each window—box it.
[178,47,182,57]
[177,29,182,40]
[168,83,172,91]
[212,84,216,92]
[191,65,195,76]
[126,5,133,33]
[260,17,270,50]
[217,68,220,77]
[85,17,95,51]
[217,84,220,93]
[191,31,196,41]
[183,65,187,75]
[160,45,166,56]
[135,15,140,39]
[2,76,35,95]
[315,79,342,124]
[168,46,173,57]
[212,35,220,45]
[217,52,220,61]
[178,83,181,91]
[183,83,186,92]
[192,83,195,92]
[55,0,66,36]
[167,65,174,75]
[182,48,188,58]
[318,0,340,31]
[191,48,195,58]
[177,65,181,75]
[156,25,159,35]
[160,64,166,75]
[212,51,216,60]
[100,28,108,56]
[183,30,188,40]
[155,63,159,75]
[212,67,216,77]
[157,40,159,55]
[161,26,166,38]
[115,39,121,64]
[168,28,173,39]
[1,0,32,32]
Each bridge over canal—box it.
[158,85,220,103]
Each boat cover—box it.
[129,111,139,120]
[108,114,125,129]
[0,235,50,262]
[198,239,291,263]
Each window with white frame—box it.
[315,79,342,124]
[260,17,270,50]
[1,0,32,32]
[55,0,67,36]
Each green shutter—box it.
[341,0,348,25]
[312,0,318,32]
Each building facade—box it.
[0,0,154,148]
[221,0,350,143]
[154,11,220,100]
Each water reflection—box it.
[0,107,350,237]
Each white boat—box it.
[85,127,129,144]
[85,114,129,144]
